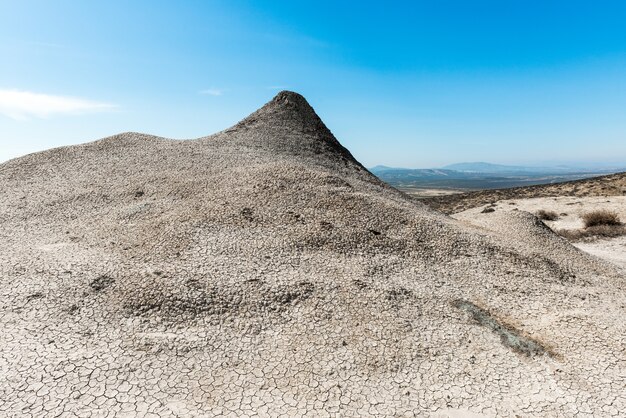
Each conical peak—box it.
[231,90,326,134]
[270,90,312,110]
[261,90,320,124]
[221,91,368,173]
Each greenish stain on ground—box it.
[453,299,556,358]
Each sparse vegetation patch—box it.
[536,209,559,221]
[582,210,621,228]
[557,225,626,241]
[557,210,624,241]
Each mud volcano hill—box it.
[1,92,624,417]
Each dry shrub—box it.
[557,209,623,241]
[582,210,621,228]
[557,224,626,242]
[536,209,559,221]
[588,224,626,237]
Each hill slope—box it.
[423,171,626,214]
[1,92,624,417]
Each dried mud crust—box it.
[1,92,625,417]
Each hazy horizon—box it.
[1,1,626,168]
[371,160,626,171]
[3,135,626,171]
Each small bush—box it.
[557,224,626,242]
[581,210,621,228]
[536,209,559,221]
[588,224,626,237]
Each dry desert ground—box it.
[454,196,626,271]
[0,92,624,417]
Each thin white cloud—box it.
[0,89,116,120]
[199,88,224,96]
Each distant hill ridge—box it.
[443,162,532,173]
[369,162,625,191]
[371,162,624,175]
[423,171,626,214]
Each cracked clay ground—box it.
[1,92,624,417]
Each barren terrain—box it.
[395,187,464,198]
[1,92,624,417]
[454,196,626,271]
[423,173,626,214]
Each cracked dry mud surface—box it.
[1,91,625,417]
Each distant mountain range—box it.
[370,162,626,190]
[442,162,550,174]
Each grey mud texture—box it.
[452,300,553,358]
[1,91,624,417]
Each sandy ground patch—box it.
[455,196,626,270]
[397,187,465,198]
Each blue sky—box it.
[1,1,626,168]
